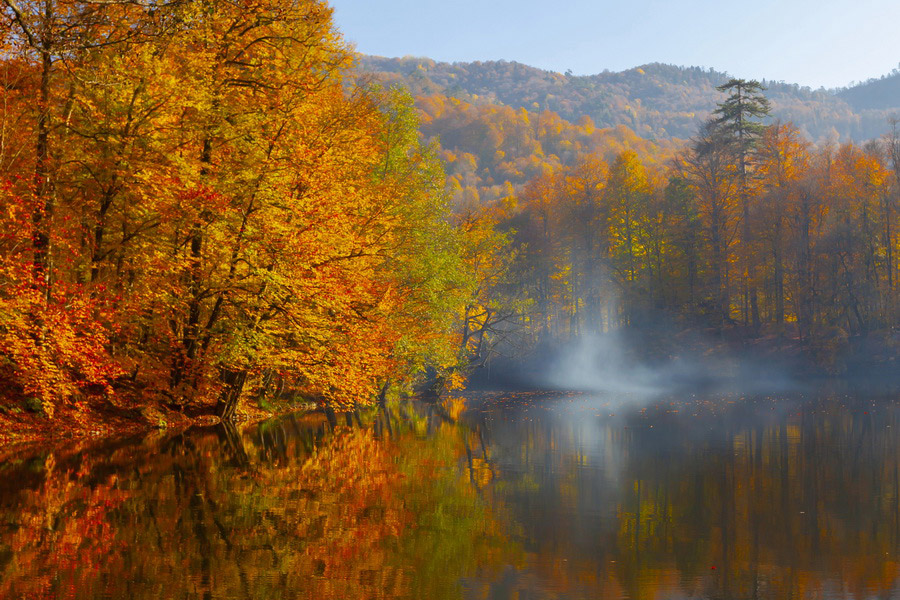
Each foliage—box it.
[0,184,121,415]
[2,2,899,422]
[0,0,475,417]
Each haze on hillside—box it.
[329,0,900,90]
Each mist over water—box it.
[544,329,800,395]
[543,331,664,395]
[476,314,805,402]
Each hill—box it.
[358,56,900,142]
[837,69,900,111]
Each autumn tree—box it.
[367,86,470,402]
[453,199,525,384]
[0,0,162,287]
[676,120,739,326]
[606,150,652,322]
[755,122,810,332]
[883,117,900,319]
[820,143,891,337]
[558,156,609,334]
[660,176,702,309]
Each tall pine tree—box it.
[713,79,770,332]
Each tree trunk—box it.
[33,47,53,291]
[323,405,338,429]
[215,368,248,421]
[774,241,785,333]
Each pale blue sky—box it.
[329,0,900,89]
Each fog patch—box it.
[543,331,665,395]
[538,327,802,397]
[474,318,805,399]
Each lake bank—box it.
[0,396,315,450]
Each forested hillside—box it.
[359,56,900,142]
[413,94,681,207]
[838,68,900,111]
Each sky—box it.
[329,0,900,90]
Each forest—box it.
[0,0,898,434]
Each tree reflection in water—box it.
[0,405,517,599]
[463,390,900,599]
[3,392,900,599]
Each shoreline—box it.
[0,401,315,455]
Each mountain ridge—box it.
[357,55,900,142]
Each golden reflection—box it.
[3,394,900,599]
[0,403,518,599]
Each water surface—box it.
[2,389,900,599]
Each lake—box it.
[2,387,900,599]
